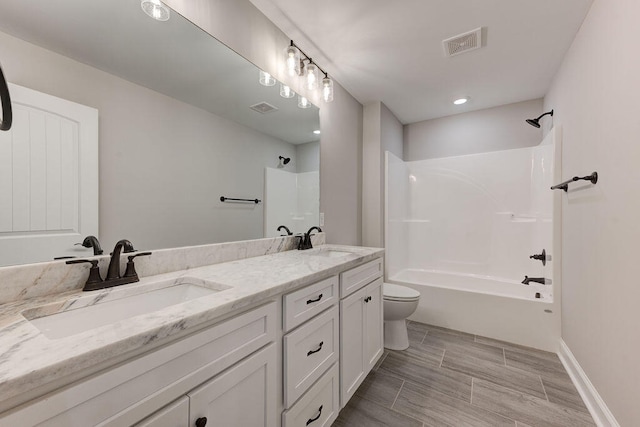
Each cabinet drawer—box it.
[339,258,383,297]
[283,306,339,408]
[134,397,188,427]
[282,363,339,427]
[283,276,338,332]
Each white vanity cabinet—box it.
[0,302,278,427]
[339,260,384,408]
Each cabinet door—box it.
[363,278,384,372]
[188,344,277,427]
[134,397,188,427]
[339,285,366,408]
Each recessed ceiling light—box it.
[313,130,321,135]
[141,0,170,21]
[453,97,469,105]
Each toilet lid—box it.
[383,283,420,301]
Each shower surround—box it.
[386,127,562,351]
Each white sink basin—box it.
[27,280,228,339]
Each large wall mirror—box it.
[0,0,320,267]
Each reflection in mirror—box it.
[0,0,319,267]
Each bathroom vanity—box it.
[0,240,384,426]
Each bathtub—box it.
[387,269,560,351]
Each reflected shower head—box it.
[279,156,290,165]
[526,110,554,128]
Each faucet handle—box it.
[66,259,103,286]
[124,252,152,278]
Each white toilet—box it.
[383,283,421,350]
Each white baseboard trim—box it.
[558,339,619,427]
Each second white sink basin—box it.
[27,280,229,339]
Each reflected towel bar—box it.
[551,172,598,192]
[220,196,261,204]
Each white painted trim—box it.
[557,339,620,427]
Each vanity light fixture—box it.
[298,95,311,109]
[453,97,469,105]
[280,83,295,98]
[141,0,170,21]
[285,40,334,103]
[259,70,276,86]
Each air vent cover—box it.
[250,102,279,114]
[443,27,483,57]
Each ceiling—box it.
[0,0,319,144]
[250,0,594,124]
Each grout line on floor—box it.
[539,375,549,401]
[503,347,507,367]
[391,379,405,409]
[470,377,474,404]
[439,349,445,367]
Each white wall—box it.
[0,30,297,251]
[166,0,363,246]
[543,0,640,424]
[362,101,403,247]
[404,99,544,161]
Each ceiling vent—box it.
[443,27,483,57]
[250,102,279,114]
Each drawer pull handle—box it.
[195,417,207,427]
[306,405,323,425]
[306,293,323,304]
[307,341,324,356]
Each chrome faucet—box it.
[521,276,550,285]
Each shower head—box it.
[526,110,554,128]
[279,156,291,165]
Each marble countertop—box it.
[0,244,383,407]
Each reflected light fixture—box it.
[313,130,321,135]
[280,83,295,98]
[141,0,170,21]
[453,97,469,105]
[284,40,334,103]
[259,70,276,86]
[298,95,311,109]
[526,110,554,128]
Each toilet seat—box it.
[383,283,420,302]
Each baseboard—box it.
[557,339,620,427]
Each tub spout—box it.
[521,276,550,285]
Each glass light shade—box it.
[322,76,334,102]
[280,83,295,98]
[298,95,311,109]
[305,63,318,91]
[259,70,276,86]
[284,45,301,77]
[141,0,170,21]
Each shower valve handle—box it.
[529,249,546,266]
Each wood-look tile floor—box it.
[332,321,595,427]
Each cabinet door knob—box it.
[195,417,207,427]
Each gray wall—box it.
[296,141,319,173]
[404,99,543,161]
[362,102,403,247]
[544,0,639,424]
[167,0,363,245]
[0,30,297,251]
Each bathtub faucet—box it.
[521,276,550,285]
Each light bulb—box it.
[141,0,170,21]
[280,83,295,98]
[306,63,318,91]
[453,97,469,105]
[298,95,311,109]
[284,45,301,77]
[259,70,275,86]
[322,76,334,102]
